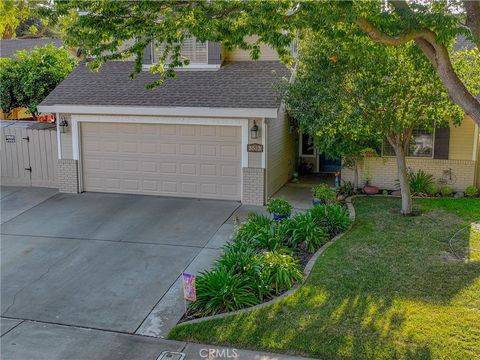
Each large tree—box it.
[0,44,77,118]
[51,0,480,124]
[285,28,463,214]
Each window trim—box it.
[381,127,436,159]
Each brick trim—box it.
[242,167,265,205]
[57,159,79,193]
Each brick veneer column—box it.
[242,167,265,205]
[57,159,79,193]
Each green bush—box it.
[312,183,336,203]
[441,186,453,197]
[253,220,290,251]
[266,198,292,216]
[234,213,271,244]
[288,211,327,253]
[216,244,258,275]
[465,185,479,197]
[406,169,435,196]
[426,183,439,196]
[308,204,351,237]
[337,181,355,197]
[189,268,260,316]
[257,251,303,294]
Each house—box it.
[37,38,295,205]
[36,36,480,203]
[0,38,64,121]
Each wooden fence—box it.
[1,121,57,188]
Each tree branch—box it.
[464,0,480,48]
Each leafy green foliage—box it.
[288,211,327,253]
[233,213,271,244]
[465,185,479,197]
[405,169,436,197]
[441,186,453,197]
[188,268,260,316]
[311,183,336,203]
[266,198,292,217]
[257,251,303,294]
[0,44,77,116]
[337,181,356,197]
[308,204,351,237]
[426,183,439,196]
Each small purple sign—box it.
[182,272,196,302]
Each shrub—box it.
[406,169,435,196]
[337,181,355,197]
[189,268,260,316]
[308,204,351,237]
[257,251,303,294]
[441,186,453,197]
[465,185,479,197]
[288,211,327,253]
[266,198,292,216]
[234,213,271,244]
[426,183,439,196]
[253,220,291,251]
[216,244,258,275]
[312,183,336,203]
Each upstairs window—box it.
[153,37,208,65]
[383,126,434,158]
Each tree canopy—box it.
[0,44,77,117]
[284,26,463,213]
[50,0,480,124]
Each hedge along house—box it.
[37,38,296,205]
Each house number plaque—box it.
[5,135,15,143]
[247,143,263,152]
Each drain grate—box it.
[157,351,186,360]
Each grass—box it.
[169,197,480,359]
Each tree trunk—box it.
[392,143,413,215]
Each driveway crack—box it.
[2,244,82,316]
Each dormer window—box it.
[153,37,208,65]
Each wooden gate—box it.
[1,121,57,188]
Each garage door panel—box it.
[81,122,241,200]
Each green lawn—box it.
[169,197,480,359]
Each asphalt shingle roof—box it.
[0,38,63,58]
[40,61,289,109]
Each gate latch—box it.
[22,136,30,142]
[25,167,32,173]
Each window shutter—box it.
[143,42,153,64]
[434,127,450,159]
[208,42,222,64]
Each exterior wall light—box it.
[59,117,69,133]
[250,120,259,139]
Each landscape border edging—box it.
[177,197,357,326]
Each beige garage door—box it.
[81,122,242,200]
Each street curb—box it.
[176,197,356,326]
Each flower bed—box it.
[182,200,351,320]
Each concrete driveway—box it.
[1,187,240,358]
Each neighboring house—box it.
[0,37,63,121]
[38,38,295,205]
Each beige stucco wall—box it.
[266,105,295,198]
[225,36,279,61]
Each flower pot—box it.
[273,213,290,221]
[363,185,380,195]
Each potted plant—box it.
[311,183,336,206]
[266,198,293,220]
